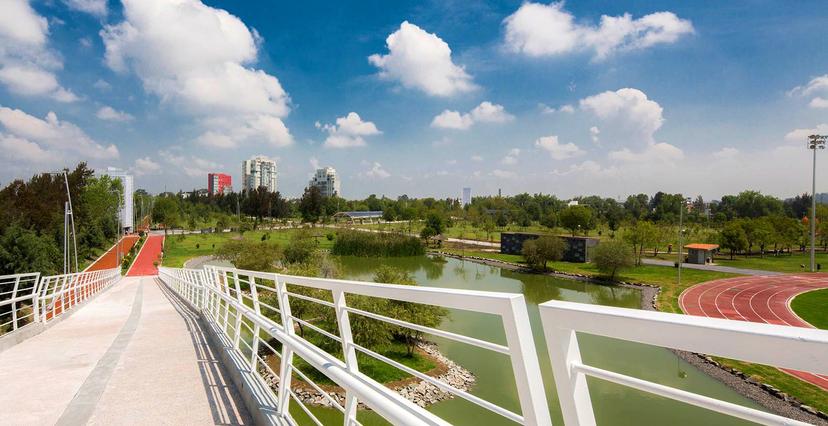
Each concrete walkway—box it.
[641,258,783,276]
[0,276,251,425]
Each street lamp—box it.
[807,134,826,272]
[677,197,692,289]
[49,170,78,274]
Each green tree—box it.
[373,266,448,356]
[622,221,656,265]
[592,240,634,280]
[540,211,558,229]
[152,196,180,235]
[299,186,324,223]
[215,240,282,271]
[522,236,565,271]
[559,205,592,236]
[719,222,748,260]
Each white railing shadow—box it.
[158,265,550,426]
[538,299,828,426]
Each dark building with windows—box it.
[500,232,599,263]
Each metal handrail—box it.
[0,273,41,336]
[37,268,122,322]
[158,265,550,426]
[538,299,828,426]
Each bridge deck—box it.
[0,276,251,425]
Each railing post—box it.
[500,296,552,426]
[232,272,244,350]
[249,275,262,369]
[540,318,596,426]
[11,275,20,330]
[221,270,231,333]
[32,273,42,323]
[333,289,359,425]
[274,274,294,415]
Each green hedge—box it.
[331,231,424,257]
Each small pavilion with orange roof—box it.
[684,243,719,264]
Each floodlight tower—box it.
[807,135,826,272]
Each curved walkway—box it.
[127,234,164,276]
[679,274,828,391]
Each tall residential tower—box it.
[208,173,232,195]
[308,167,341,197]
[242,156,278,192]
[101,167,134,233]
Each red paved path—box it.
[86,235,139,271]
[126,235,164,276]
[679,274,828,391]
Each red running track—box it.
[86,235,139,271]
[679,274,828,391]
[126,235,164,276]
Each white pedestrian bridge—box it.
[0,266,825,425]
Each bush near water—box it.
[331,231,425,257]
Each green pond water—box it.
[295,256,764,425]
[211,255,764,425]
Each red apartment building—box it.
[208,173,232,195]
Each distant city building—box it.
[242,156,278,192]
[308,167,341,197]
[568,200,579,207]
[461,187,472,207]
[101,167,134,233]
[208,173,232,196]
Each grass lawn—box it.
[437,248,737,314]
[712,358,828,414]
[162,229,335,268]
[790,288,828,329]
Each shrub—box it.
[521,236,565,271]
[592,240,634,280]
[216,239,283,272]
[283,232,317,264]
[331,231,425,257]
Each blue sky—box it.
[0,0,827,199]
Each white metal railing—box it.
[158,265,550,426]
[36,268,122,322]
[0,273,41,336]
[538,300,828,426]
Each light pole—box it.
[677,197,692,289]
[807,135,826,272]
[50,171,78,274]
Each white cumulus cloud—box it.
[318,112,381,148]
[369,21,477,97]
[0,0,77,102]
[501,148,520,165]
[535,135,585,160]
[503,2,693,60]
[62,0,107,17]
[364,162,390,179]
[96,106,134,122]
[102,0,292,149]
[431,101,513,130]
[0,106,119,166]
[132,156,161,176]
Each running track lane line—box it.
[679,274,828,391]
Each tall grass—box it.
[331,231,425,257]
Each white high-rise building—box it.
[461,187,472,207]
[102,167,134,232]
[242,156,278,192]
[308,167,341,197]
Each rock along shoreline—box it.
[258,341,475,410]
[434,251,827,425]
